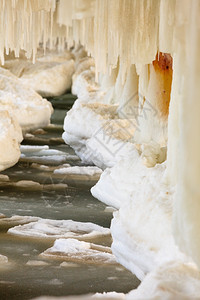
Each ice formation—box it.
[0,110,22,171]
[41,238,116,265]
[0,68,53,132]
[8,218,110,241]
[54,166,102,176]
[0,0,200,299]
[60,0,200,298]
[4,56,75,97]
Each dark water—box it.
[0,94,140,300]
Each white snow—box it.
[54,166,102,176]
[32,294,125,300]
[41,238,116,265]
[126,262,200,300]
[8,218,110,240]
[93,158,188,280]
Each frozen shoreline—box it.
[62,53,200,299]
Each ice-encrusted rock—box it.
[0,68,53,132]
[0,110,22,171]
[3,52,75,97]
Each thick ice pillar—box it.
[173,0,200,268]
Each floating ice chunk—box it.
[0,175,9,182]
[104,207,117,213]
[31,163,52,171]
[26,260,49,266]
[60,262,79,268]
[41,238,116,265]
[20,146,67,157]
[0,215,39,228]
[31,292,125,299]
[20,145,49,153]
[14,180,42,189]
[8,218,110,241]
[20,154,68,165]
[54,166,102,176]
[0,254,8,263]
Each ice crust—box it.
[8,218,110,241]
[41,238,116,265]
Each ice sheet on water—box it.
[8,218,110,241]
[41,238,116,265]
[54,166,102,176]
[0,215,40,228]
[31,292,125,299]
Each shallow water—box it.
[0,95,140,299]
